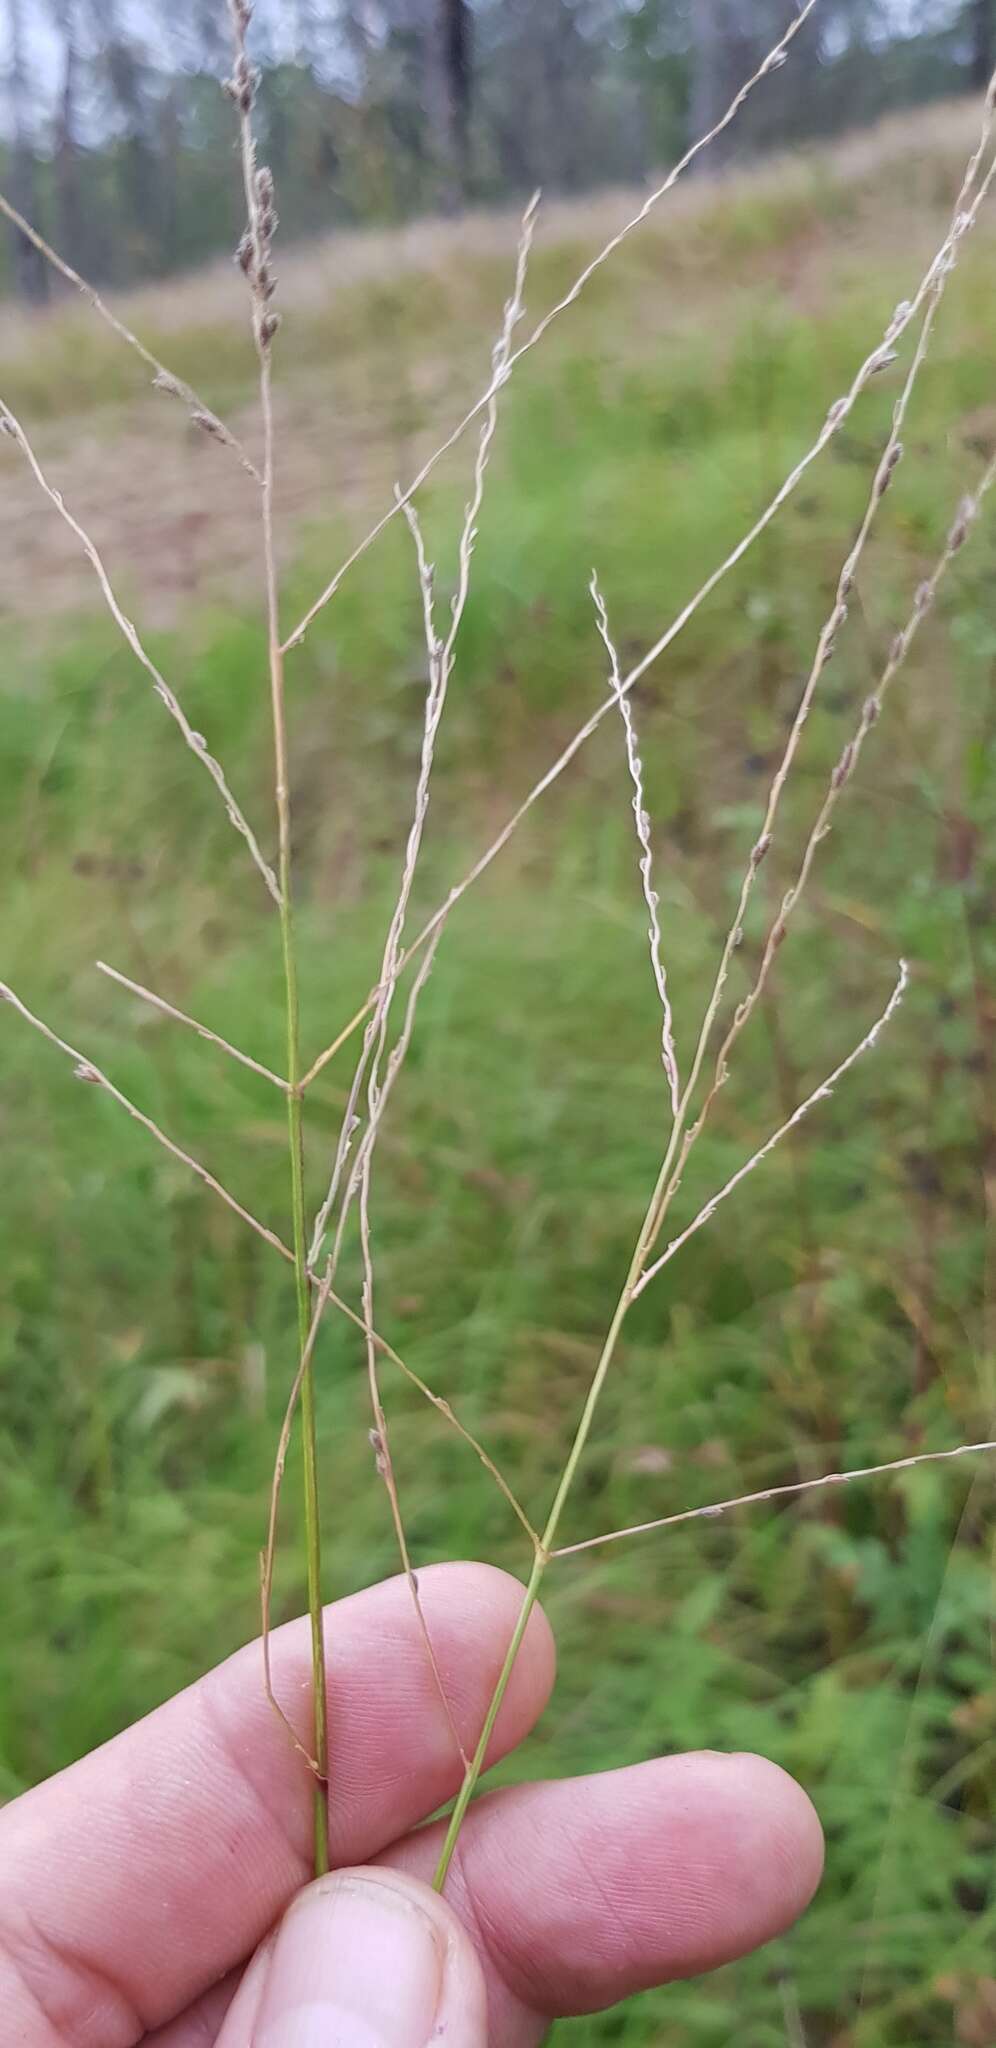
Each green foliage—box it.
[2,137,996,2044]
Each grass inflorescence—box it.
[3,15,996,2042]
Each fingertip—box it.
[720,1752,825,1925]
[410,1746,826,2013]
[216,1868,488,2048]
[630,1749,823,1963]
[598,1749,825,1998]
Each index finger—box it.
[0,1562,554,2047]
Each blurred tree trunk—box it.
[158,83,181,272]
[4,0,49,302]
[690,0,797,165]
[690,0,749,166]
[439,0,472,204]
[91,0,159,270]
[53,0,83,269]
[971,0,995,89]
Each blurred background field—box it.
[3,4,996,2043]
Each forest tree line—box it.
[2,0,994,301]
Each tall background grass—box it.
[2,104,996,2043]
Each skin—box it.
[0,1562,825,2045]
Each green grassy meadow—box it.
[3,104,996,2043]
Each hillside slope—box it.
[0,94,991,628]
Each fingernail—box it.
[253,1872,445,2048]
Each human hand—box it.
[1,1563,823,2044]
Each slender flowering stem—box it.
[284,209,541,1782]
[0,403,279,903]
[282,0,820,655]
[302,130,996,1091]
[433,959,909,1890]
[308,197,537,1274]
[228,0,328,1875]
[551,1440,996,1559]
[0,982,292,1262]
[592,571,680,1114]
[97,962,289,1091]
[323,1285,539,1548]
[721,444,996,1076]
[0,188,260,480]
[260,1265,539,1650]
[647,118,996,1225]
[635,964,909,1297]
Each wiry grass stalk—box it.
[325,1284,539,1546]
[260,1267,332,1779]
[358,1159,469,1768]
[433,447,996,1895]
[0,402,279,903]
[261,1263,539,1582]
[302,109,996,1091]
[0,981,293,1262]
[308,194,538,1275]
[303,502,443,1276]
[682,462,996,1214]
[431,76,996,1892]
[551,1438,996,1559]
[592,571,680,1114]
[258,1226,541,1775]
[227,0,328,1875]
[6,0,996,1948]
[634,963,909,1297]
[0,188,260,478]
[633,107,996,1260]
[280,199,540,1776]
[432,959,909,1888]
[281,0,820,655]
[97,961,290,1091]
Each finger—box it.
[188,1937,275,2048]
[0,1563,553,2047]
[149,1748,821,2048]
[382,1751,824,2046]
[216,1868,488,2048]
[144,1972,241,2047]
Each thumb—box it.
[216,1865,489,2048]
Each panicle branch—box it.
[0,403,280,904]
[258,1255,540,1753]
[226,0,329,1873]
[634,962,909,1298]
[429,67,996,1898]
[308,194,538,1273]
[0,980,292,1262]
[358,1161,469,1766]
[638,114,996,1253]
[592,570,680,1115]
[282,0,820,654]
[0,190,261,481]
[552,1439,996,1559]
[302,118,996,1088]
[697,446,996,1159]
[97,962,289,1091]
[324,1279,539,1547]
